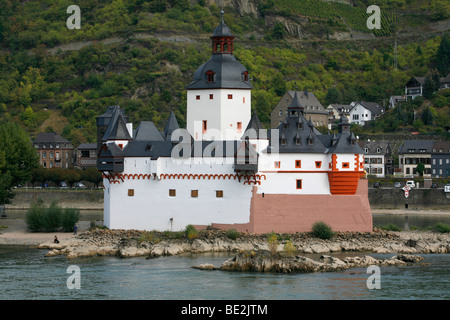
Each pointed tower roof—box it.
[134,121,164,141]
[287,91,304,111]
[243,112,265,139]
[163,111,180,140]
[101,106,132,141]
[211,12,234,38]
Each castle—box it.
[97,15,372,234]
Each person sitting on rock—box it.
[54,235,60,244]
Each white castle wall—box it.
[104,156,253,231]
[186,89,251,141]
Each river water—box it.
[1,209,449,301]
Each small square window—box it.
[191,190,198,198]
[295,160,301,168]
[237,122,242,133]
[274,161,281,169]
[296,179,302,189]
[342,162,350,169]
[209,94,214,100]
[216,190,223,198]
[228,94,233,99]
[196,95,200,100]
[128,189,134,197]
[169,189,176,197]
[315,161,322,168]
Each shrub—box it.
[311,221,334,239]
[25,200,80,232]
[226,228,240,240]
[267,231,279,254]
[283,240,296,256]
[26,199,46,232]
[185,224,199,239]
[61,208,81,232]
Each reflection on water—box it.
[0,246,449,300]
[373,214,450,230]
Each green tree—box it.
[81,167,103,188]
[422,76,435,100]
[0,122,38,205]
[416,163,425,176]
[434,34,450,76]
[421,107,434,126]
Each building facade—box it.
[358,140,392,177]
[33,132,74,169]
[98,16,371,234]
[76,143,98,169]
[431,141,450,178]
[398,140,433,177]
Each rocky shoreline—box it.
[193,251,426,273]
[38,227,450,260]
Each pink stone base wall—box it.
[199,179,372,234]
[249,178,372,234]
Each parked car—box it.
[74,182,86,188]
[431,183,438,188]
[59,182,68,189]
[373,182,382,189]
[394,182,402,188]
[406,181,415,188]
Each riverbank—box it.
[33,227,450,260]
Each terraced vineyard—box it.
[273,0,397,36]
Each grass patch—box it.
[376,224,402,231]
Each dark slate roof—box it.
[266,109,328,154]
[123,140,174,160]
[186,54,252,90]
[34,132,71,144]
[211,15,233,38]
[356,101,384,116]
[432,141,450,153]
[287,90,327,115]
[101,106,132,141]
[77,143,97,150]
[398,140,434,154]
[96,105,128,126]
[440,74,450,83]
[358,140,391,154]
[243,113,265,139]
[405,77,426,87]
[133,121,164,141]
[163,111,180,140]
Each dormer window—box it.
[308,136,314,145]
[297,121,303,129]
[243,71,249,82]
[206,70,215,83]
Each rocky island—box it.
[37,227,449,257]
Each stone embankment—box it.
[38,228,450,259]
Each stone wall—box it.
[369,188,450,209]
[7,189,104,210]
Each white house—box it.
[349,101,384,126]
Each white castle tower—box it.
[186,13,252,141]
